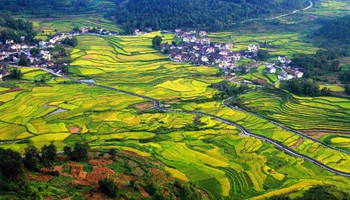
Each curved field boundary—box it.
[38,68,350,178]
[222,95,350,156]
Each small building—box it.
[201,56,208,62]
[278,56,287,64]
[199,30,207,37]
[82,26,89,34]
[295,70,304,78]
[219,50,228,56]
[174,54,182,61]
[226,43,233,49]
[248,44,260,52]
[266,64,276,74]
[267,66,276,74]
[6,40,14,45]
[202,38,210,44]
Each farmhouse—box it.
[248,44,260,52]
[81,26,89,34]
[278,56,287,64]
[266,66,276,74]
[295,70,304,78]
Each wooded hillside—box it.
[115,0,307,32]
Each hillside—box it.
[315,15,350,40]
[0,13,35,43]
[0,0,115,15]
[115,0,307,32]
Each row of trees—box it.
[290,49,349,78]
[115,0,306,32]
[212,82,250,100]
[280,79,335,97]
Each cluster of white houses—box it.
[159,29,260,69]
[0,25,119,80]
[265,56,304,80]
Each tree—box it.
[152,35,162,48]
[98,178,119,198]
[210,20,223,31]
[345,84,350,95]
[108,148,117,159]
[0,147,24,180]
[257,49,270,61]
[70,142,90,161]
[41,142,57,160]
[9,67,23,79]
[24,145,39,161]
[63,146,72,157]
[339,71,350,84]
[30,47,39,56]
[124,22,132,35]
[18,55,28,66]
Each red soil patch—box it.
[78,171,87,179]
[128,160,138,167]
[150,161,161,167]
[199,188,213,200]
[138,186,149,197]
[116,173,140,183]
[71,165,83,175]
[55,155,67,161]
[0,87,23,95]
[84,174,102,183]
[133,167,145,177]
[84,192,113,200]
[255,78,267,84]
[72,180,91,187]
[88,158,113,166]
[27,173,53,182]
[134,102,154,111]
[291,138,303,149]
[68,125,80,133]
[92,166,115,175]
[54,165,63,173]
[150,168,169,182]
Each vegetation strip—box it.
[41,68,350,178]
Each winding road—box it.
[38,69,350,178]
[223,96,350,155]
[236,1,313,24]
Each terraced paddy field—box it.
[1,78,349,199]
[237,89,350,152]
[208,32,320,58]
[69,34,221,101]
[1,34,350,199]
[238,89,350,131]
[304,0,350,17]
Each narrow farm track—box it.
[237,1,313,24]
[222,96,350,156]
[39,70,350,178]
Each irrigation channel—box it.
[36,68,350,178]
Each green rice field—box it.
[1,33,350,199]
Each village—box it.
[0,27,303,83]
[0,26,119,81]
[159,29,303,82]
